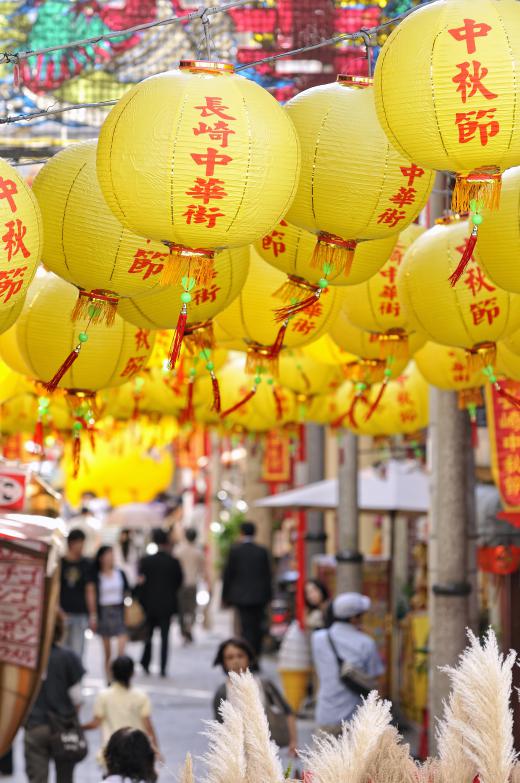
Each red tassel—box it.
[178,380,195,426]
[298,367,312,391]
[365,378,388,422]
[496,383,520,410]
[331,410,350,429]
[211,373,221,413]
[449,224,478,287]
[274,293,320,323]
[43,345,81,392]
[88,426,96,452]
[221,387,257,418]
[72,435,81,479]
[348,393,368,429]
[273,387,283,420]
[271,320,288,357]
[132,396,141,421]
[33,420,44,450]
[168,304,188,369]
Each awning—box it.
[254,460,430,514]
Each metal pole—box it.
[336,431,363,593]
[304,424,327,572]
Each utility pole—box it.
[336,431,363,592]
[304,424,327,570]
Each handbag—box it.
[327,631,375,698]
[124,597,146,630]
[48,712,88,763]
[261,680,291,748]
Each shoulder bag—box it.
[48,711,88,763]
[261,680,291,748]
[327,631,376,698]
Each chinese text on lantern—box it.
[377,164,426,230]
[0,176,31,304]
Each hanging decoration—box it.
[284,75,433,276]
[215,249,342,375]
[485,377,520,512]
[32,141,170,325]
[97,60,300,285]
[397,216,520,389]
[374,0,520,268]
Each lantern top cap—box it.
[435,214,466,226]
[337,75,373,89]
[179,60,234,75]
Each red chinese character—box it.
[2,219,30,262]
[129,248,166,280]
[453,61,498,104]
[389,187,417,208]
[193,120,236,148]
[291,319,316,336]
[381,265,398,284]
[194,97,236,121]
[470,296,500,326]
[183,204,225,227]
[134,329,151,350]
[120,356,147,378]
[400,410,418,423]
[380,284,398,300]
[192,284,221,306]
[302,301,323,319]
[0,267,26,303]
[448,19,492,55]
[185,178,228,205]
[400,164,425,187]
[379,300,400,317]
[456,108,500,146]
[191,148,233,177]
[463,265,495,297]
[262,231,286,258]
[0,177,18,213]
[377,208,406,228]
[397,391,412,406]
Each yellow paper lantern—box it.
[341,224,425,356]
[0,297,24,338]
[32,141,170,321]
[397,217,520,371]
[476,166,520,293]
[374,0,520,217]
[302,335,356,367]
[97,61,300,282]
[303,391,342,427]
[215,249,343,373]
[284,76,433,275]
[496,342,520,382]
[255,218,396,307]
[278,349,342,397]
[1,273,155,392]
[0,158,42,310]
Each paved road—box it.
[6,610,315,782]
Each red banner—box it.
[486,379,520,510]
[0,468,26,511]
[262,430,291,484]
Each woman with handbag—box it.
[311,592,385,736]
[87,545,129,682]
[24,612,87,783]
[212,637,298,755]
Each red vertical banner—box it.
[0,545,45,669]
[485,379,520,510]
[262,430,291,484]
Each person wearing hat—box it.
[311,592,384,735]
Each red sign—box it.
[0,545,45,669]
[0,468,26,511]
[486,380,520,510]
[262,430,291,483]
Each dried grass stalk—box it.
[180,753,194,783]
[203,699,247,783]
[228,670,284,783]
[436,691,477,783]
[365,726,417,783]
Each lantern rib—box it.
[497,9,518,159]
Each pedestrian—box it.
[304,579,330,631]
[60,529,93,661]
[212,637,297,755]
[222,521,272,657]
[24,612,85,783]
[175,527,207,644]
[82,656,160,763]
[114,528,140,588]
[311,592,385,736]
[138,528,183,677]
[102,728,157,783]
[87,545,129,682]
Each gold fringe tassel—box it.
[310,233,356,276]
[184,321,215,354]
[343,359,386,385]
[466,342,496,372]
[452,168,502,214]
[458,387,484,411]
[71,290,118,327]
[378,331,408,360]
[160,244,215,287]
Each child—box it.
[213,637,297,756]
[83,656,161,761]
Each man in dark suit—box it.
[138,529,183,677]
[222,521,272,656]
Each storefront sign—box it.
[262,430,291,483]
[486,380,520,510]
[0,468,26,511]
[0,545,45,669]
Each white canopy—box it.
[254,460,430,514]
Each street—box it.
[6,609,315,782]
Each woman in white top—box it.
[87,546,129,681]
[101,727,157,783]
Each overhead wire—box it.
[0,0,435,126]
